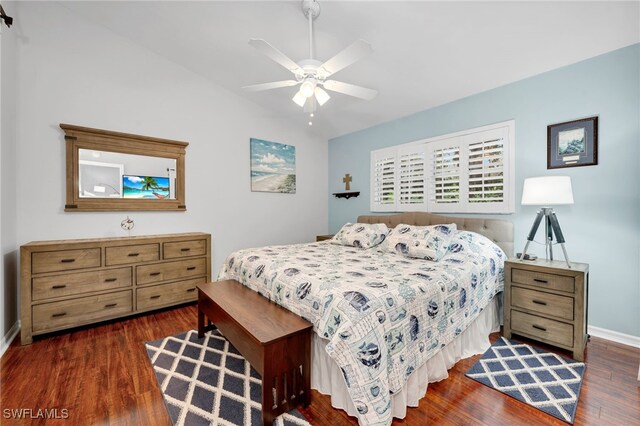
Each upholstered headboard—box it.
[357,212,514,257]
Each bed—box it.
[218,212,513,426]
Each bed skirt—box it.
[310,297,500,420]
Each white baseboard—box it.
[0,321,20,359]
[588,325,640,348]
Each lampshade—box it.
[292,91,306,107]
[300,80,316,98]
[314,86,330,106]
[521,176,574,205]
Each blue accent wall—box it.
[328,44,640,337]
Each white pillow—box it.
[330,223,390,249]
[381,223,457,261]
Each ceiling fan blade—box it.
[319,39,373,78]
[248,39,304,75]
[242,80,300,92]
[322,80,378,101]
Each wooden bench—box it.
[197,280,312,426]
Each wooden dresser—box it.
[20,232,211,345]
[504,259,589,361]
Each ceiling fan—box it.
[242,0,377,114]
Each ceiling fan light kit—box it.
[243,0,378,120]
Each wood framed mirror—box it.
[61,124,187,211]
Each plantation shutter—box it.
[426,139,463,211]
[370,147,397,211]
[467,128,507,207]
[397,144,427,209]
[369,120,514,214]
[464,126,513,213]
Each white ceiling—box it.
[62,1,640,139]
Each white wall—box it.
[9,1,328,327]
[1,2,19,352]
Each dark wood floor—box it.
[1,304,638,425]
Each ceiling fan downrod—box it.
[302,0,320,60]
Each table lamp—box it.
[520,176,574,268]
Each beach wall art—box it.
[250,138,296,194]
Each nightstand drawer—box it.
[511,268,574,293]
[511,287,574,320]
[511,310,573,348]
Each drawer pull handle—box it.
[52,312,67,318]
[187,266,196,271]
[532,300,547,306]
[149,272,161,276]
[532,325,547,332]
[128,253,140,257]
[186,288,196,293]
[104,278,117,283]
[533,278,548,284]
[52,285,67,289]
[181,248,191,252]
[150,295,161,300]
[60,259,76,263]
[104,303,118,308]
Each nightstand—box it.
[316,234,334,242]
[504,259,589,361]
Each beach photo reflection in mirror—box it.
[78,149,177,200]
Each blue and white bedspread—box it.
[218,231,505,426]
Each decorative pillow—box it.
[330,223,390,249]
[381,223,457,261]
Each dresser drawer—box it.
[136,258,207,286]
[32,267,132,301]
[32,290,132,333]
[137,277,204,311]
[105,244,160,266]
[511,310,573,348]
[32,248,101,274]
[163,239,207,259]
[511,287,574,321]
[511,268,574,293]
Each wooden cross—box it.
[343,174,352,191]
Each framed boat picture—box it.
[547,116,598,169]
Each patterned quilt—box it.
[218,231,506,426]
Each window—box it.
[370,121,515,214]
[371,147,397,211]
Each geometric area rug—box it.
[145,329,310,426]
[465,337,586,424]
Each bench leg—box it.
[198,306,205,338]
[302,333,311,407]
[262,370,275,426]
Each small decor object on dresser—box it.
[548,116,598,169]
[504,259,589,361]
[250,138,296,194]
[121,216,134,236]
